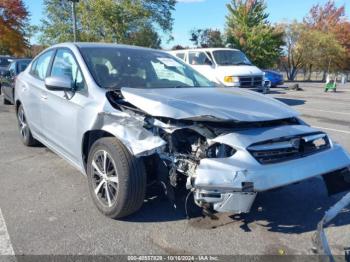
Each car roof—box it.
[169,48,240,52]
[52,42,165,53]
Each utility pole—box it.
[68,0,79,42]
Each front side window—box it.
[31,50,54,80]
[213,50,252,66]
[79,47,214,89]
[50,49,85,90]
[188,51,212,66]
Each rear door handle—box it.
[41,94,48,100]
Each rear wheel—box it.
[87,137,146,219]
[17,104,38,146]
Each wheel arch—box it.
[81,130,114,172]
[15,99,21,113]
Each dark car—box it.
[0,56,14,93]
[264,70,284,87]
[1,59,31,104]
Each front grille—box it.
[248,132,330,164]
[239,76,263,88]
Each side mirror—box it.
[45,76,73,91]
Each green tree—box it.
[39,0,175,48]
[190,28,224,48]
[278,21,346,81]
[225,0,284,68]
[39,0,74,44]
[300,29,346,76]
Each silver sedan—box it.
[14,43,350,219]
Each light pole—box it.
[68,0,79,42]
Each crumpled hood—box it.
[121,87,299,122]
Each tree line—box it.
[183,0,350,81]
[0,0,349,81]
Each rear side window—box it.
[30,50,54,80]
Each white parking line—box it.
[312,126,350,135]
[300,108,350,116]
[0,208,14,256]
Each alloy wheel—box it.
[18,107,28,140]
[91,150,119,208]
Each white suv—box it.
[169,48,270,92]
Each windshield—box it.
[213,50,252,66]
[80,47,214,89]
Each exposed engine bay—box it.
[99,88,350,216]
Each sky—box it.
[24,0,349,48]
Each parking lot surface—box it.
[0,83,349,256]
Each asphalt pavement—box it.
[0,82,349,257]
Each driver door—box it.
[41,48,89,164]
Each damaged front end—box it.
[101,88,350,215]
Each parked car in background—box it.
[0,56,14,93]
[1,59,31,104]
[169,48,270,93]
[263,70,284,87]
[15,43,350,219]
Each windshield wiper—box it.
[174,85,191,88]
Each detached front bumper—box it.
[192,144,350,213]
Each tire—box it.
[17,104,38,146]
[3,97,11,105]
[87,137,146,219]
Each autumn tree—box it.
[300,29,346,78]
[190,28,224,48]
[0,0,29,55]
[226,0,284,68]
[332,21,350,70]
[279,20,346,81]
[304,1,345,32]
[304,0,350,73]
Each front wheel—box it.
[87,137,146,219]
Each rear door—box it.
[22,50,55,138]
[40,48,88,163]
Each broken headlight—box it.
[206,143,236,158]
